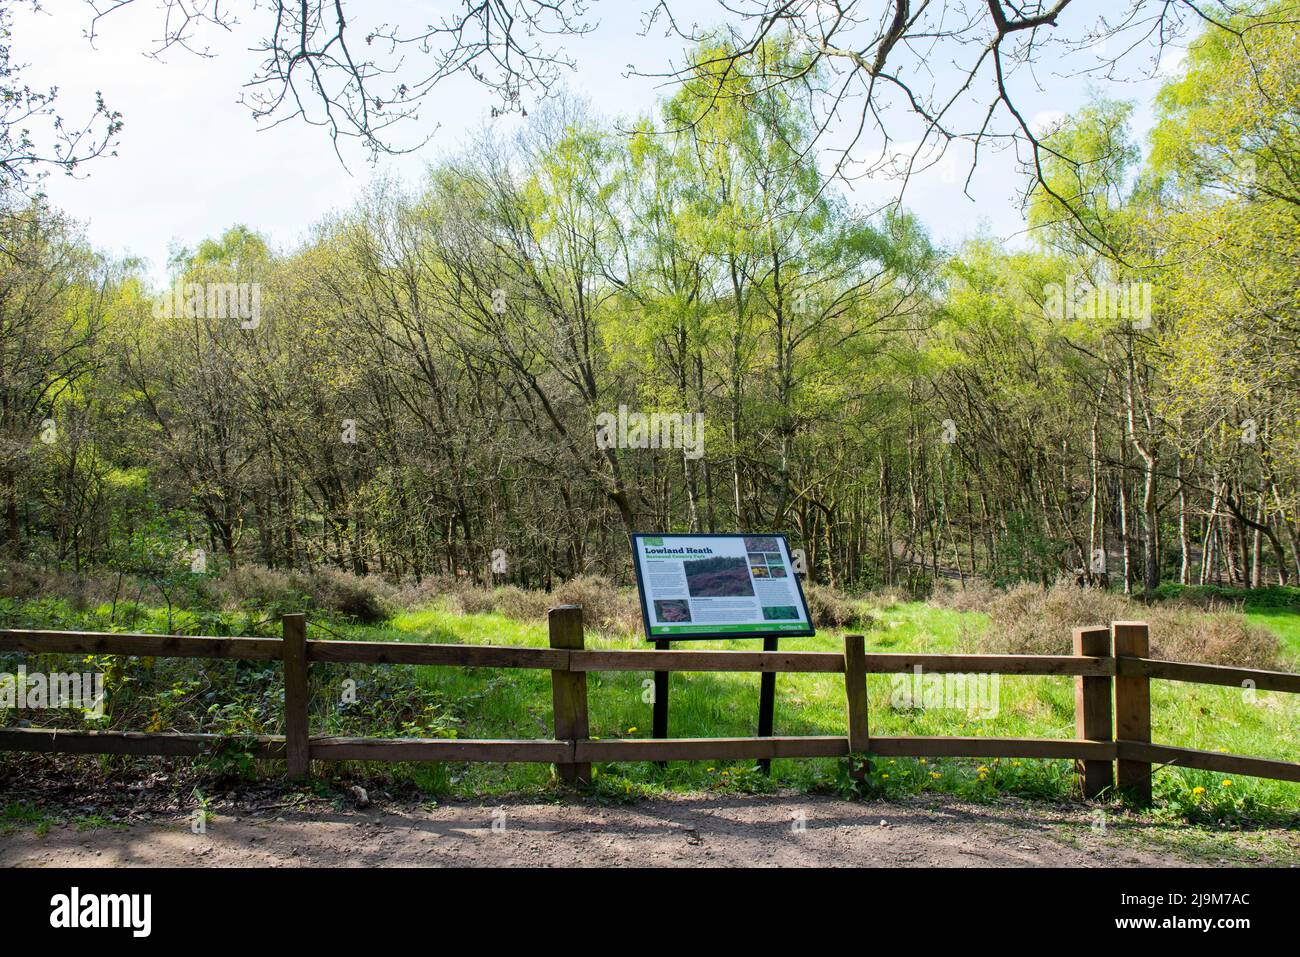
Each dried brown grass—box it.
[927,578,1003,614]
[976,578,1279,669]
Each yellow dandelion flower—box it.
[930,771,941,779]
[627,727,637,733]
[1192,786,1206,795]
[1221,779,1233,788]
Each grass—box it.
[0,800,55,836]
[1154,581,1300,667]
[2,593,1297,824]
[365,599,1298,820]
[0,800,126,837]
[1245,609,1300,666]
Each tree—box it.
[0,2,120,192]
[0,201,105,554]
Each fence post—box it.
[1073,626,1113,798]
[281,613,310,780]
[1113,620,1152,804]
[548,605,590,786]
[842,634,870,779]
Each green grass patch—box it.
[0,800,55,836]
[2,594,1297,822]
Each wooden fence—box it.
[2,606,1298,801]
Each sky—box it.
[13,1,1190,287]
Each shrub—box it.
[979,579,1131,656]
[210,564,301,611]
[1149,610,1278,669]
[455,586,501,616]
[491,585,551,622]
[928,578,1002,613]
[387,574,451,609]
[802,582,868,629]
[0,561,125,611]
[396,575,641,634]
[1155,583,1300,611]
[209,564,394,624]
[551,576,643,635]
[862,586,909,609]
[976,578,1279,668]
[292,568,395,624]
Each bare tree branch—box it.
[84,0,597,161]
[0,2,122,195]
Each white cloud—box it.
[1031,111,1067,135]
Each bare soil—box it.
[4,791,1295,867]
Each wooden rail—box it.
[2,611,1298,800]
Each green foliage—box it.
[0,800,53,835]
[1029,97,1141,249]
[2,16,1300,841]
[1154,583,1300,610]
[8,18,1300,603]
[836,755,1072,803]
[1153,771,1264,826]
[2,593,1295,826]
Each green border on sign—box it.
[649,622,808,635]
[631,532,815,641]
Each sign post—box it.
[757,635,778,774]
[631,533,815,775]
[652,638,670,768]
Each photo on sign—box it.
[631,533,814,640]
[654,599,691,623]
[762,605,800,620]
[684,556,755,598]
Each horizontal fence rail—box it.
[566,649,845,673]
[1115,657,1300,694]
[0,728,287,759]
[0,629,284,661]
[1,610,1298,799]
[0,633,1125,677]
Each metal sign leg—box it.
[653,639,669,769]
[758,636,777,775]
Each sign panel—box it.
[631,533,815,640]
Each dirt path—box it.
[4,792,1293,867]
